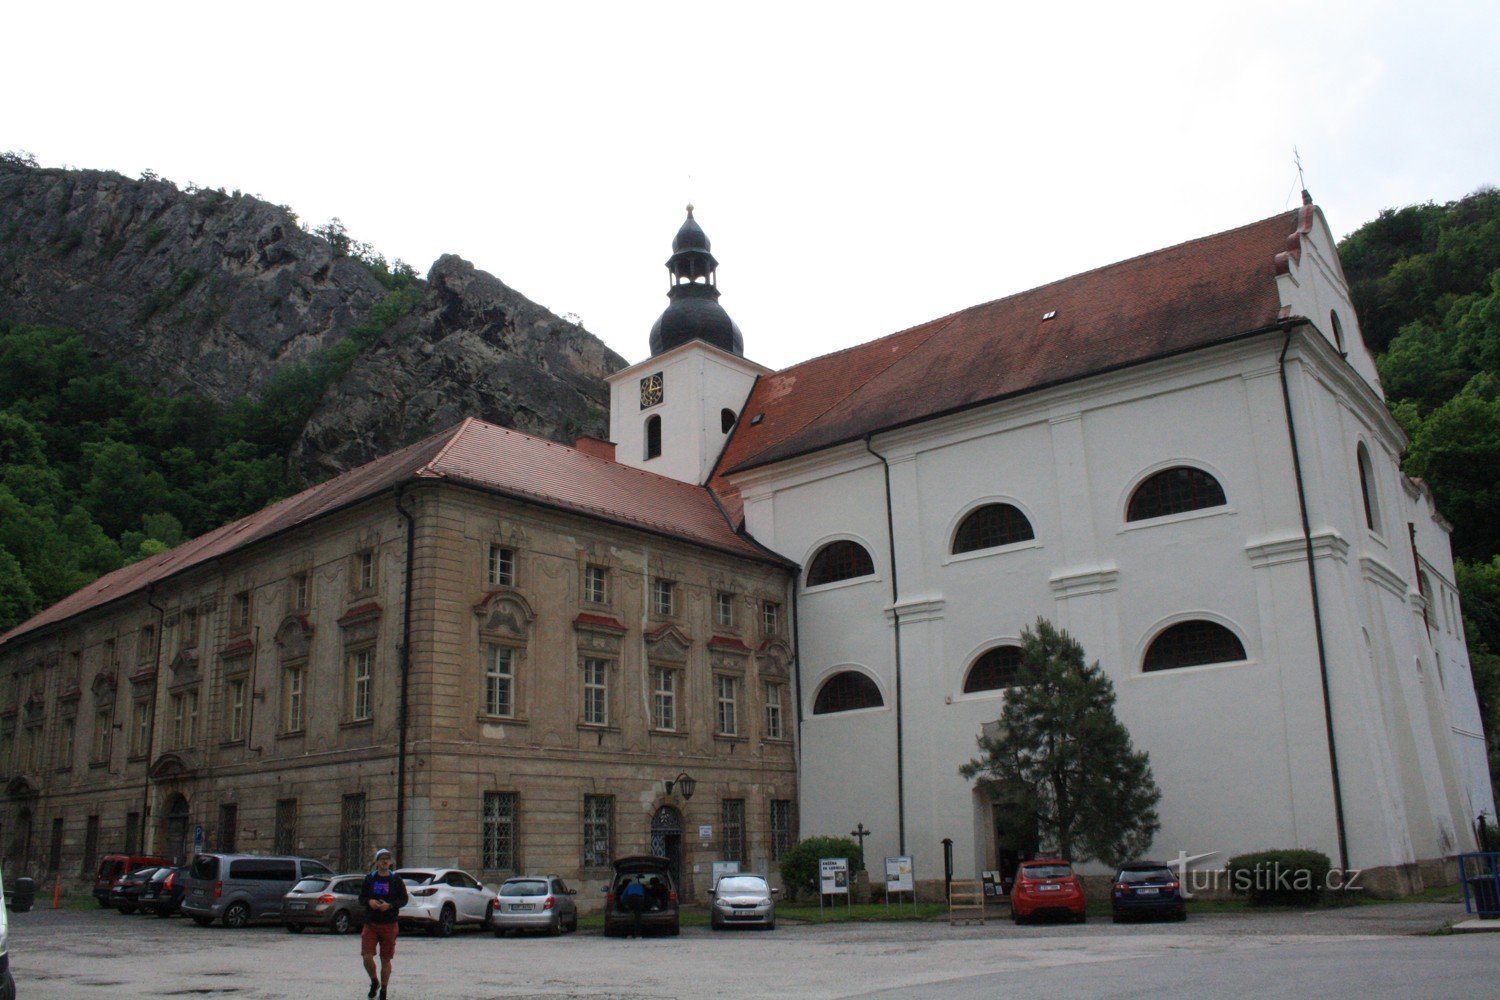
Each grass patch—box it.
[775,902,950,922]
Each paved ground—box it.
[5,902,1492,999]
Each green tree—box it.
[960,619,1161,865]
[1403,375,1500,562]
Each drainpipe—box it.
[863,436,906,855]
[1278,327,1351,873]
[395,486,417,862]
[142,584,167,856]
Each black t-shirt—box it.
[358,869,408,924]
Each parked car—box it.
[1011,859,1086,924]
[1110,861,1186,922]
[709,873,777,930]
[395,868,495,937]
[139,865,192,917]
[109,866,163,914]
[603,856,679,937]
[0,867,15,1000]
[92,853,172,908]
[488,875,579,936]
[182,854,333,928]
[282,873,366,934]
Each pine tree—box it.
[960,618,1161,865]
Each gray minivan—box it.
[182,854,333,928]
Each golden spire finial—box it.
[686,203,694,217]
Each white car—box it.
[394,868,495,937]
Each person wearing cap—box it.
[358,848,407,1000]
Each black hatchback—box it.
[139,866,191,917]
[1110,861,1186,922]
[110,867,163,915]
[604,856,679,937]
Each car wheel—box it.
[1175,909,1187,922]
[494,926,508,938]
[434,904,456,938]
[667,922,680,937]
[765,920,776,932]
[286,922,305,933]
[96,898,112,909]
[1112,913,1123,924]
[547,914,562,937]
[332,909,353,934]
[156,905,175,918]
[192,915,214,927]
[1012,911,1026,925]
[482,902,495,931]
[223,901,251,929]
[567,914,579,933]
[117,903,137,915]
[1072,912,1087,924]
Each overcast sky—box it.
[6,1,1496,370]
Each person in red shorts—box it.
[358,848,408,1000]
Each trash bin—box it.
[10,877,35,913]
[1467,875,1500,917]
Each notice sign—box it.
[885,856,914,893]
[820,858,850,895]
[711,860,740,887]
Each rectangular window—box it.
[583,564,609,604]
[59,717,75,768]
[652,578,675,616]
[583,795,613,869]
[770,799,794,861]
[283,665,304,732]
[130,699,151,757]
[292,572,310,611]
[103,638,116,669]
[356,549,375,591]
[715,591,735,627]
[482,791,518,871]
[49,817,64,871]
[339,794,367,872]
[722,798,746,866]
[484,645,514,717]
[715,675,740,736]
[652,666,677,731]
[216,803,237,852]
[487,544,515,587]
[138,624,156,662]
[582,658,609,726]
[83,814,100,875]
[348,648,373,722]
[170,691,198,748]
[762,601,781,635]
[226,679,246,742]
[125,810,141,855]
[232,591,251,631]
[764,681,784,739]
[180,607,198,649]
[25,725,41,771]
[92,708,112,763]
[275,798,298,855]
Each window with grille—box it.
[653,667,677,731]
[583,795,613,869]
[806,541,875,586]
[59,717,75,768]
[170,689,198,747]
[282,664,304,732]
[813,671,884,714]
[762,601,780,635]
[483,791,518,871]
[582,658,609,726]
[763,681,784,739]
[1143,621,1247,672]
[484,645,514,717]
[356,549,376,591]
[348,648,373,721]
[226,679,246,741]
[232,591,251,631]
[339,794,367,872]
[584,565,609,604]
[292,572,310,610]
[964,646,1024,693]
[180,608,199,649]
[130,699,151,756]
[1126,467,1227,521]
[721,799,746,865]
[92,708,111,762]
[715,592,735,627]
[125,811,141,855]
[652,578,676,616]
[83,815,99,874]
[770,800,794,861]
[487,545,515,587]
[952,503,1035,553]
[716,675,740,736]
[275,798,298,855]
[217,803,238,852]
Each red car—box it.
[1011,859,1086,924]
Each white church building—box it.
[609,198,1494,893]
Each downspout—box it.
[395,486,416,862]
[1278,327,1351,872]
[863,436,906,855]
[142,584,167,855]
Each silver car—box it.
[710,874,777,930]
[282,873,366,934]
[489,875,579,936]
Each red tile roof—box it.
[2,418,783,649]
[711,208,1304,517]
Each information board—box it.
[884,856,914,893]
[819,857,850,895]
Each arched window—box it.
[806,540,875,586]
[1143,620,1246,672]
[1127,466,1227,521]
[813,671,883,714]
[721,408,736,434]
[953,504,1035,553]
[645,415,662,460]
[964,646,1024,693]
[1356,443,1379,532]
[1329,310,1345,353]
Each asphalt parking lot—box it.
[6,901,1494,999]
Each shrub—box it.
[1224,849,1333,906]
[778,836,865,901]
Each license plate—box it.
[1137,887,1159,896]
[510,904,534,911]
[191,888,206,896]
[1038,884,1061,892]
[287,902,306,910]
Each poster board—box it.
[819,858,850,895]
[884,856,914,893]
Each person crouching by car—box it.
[359,848,408,1000]
[621,877,647,937]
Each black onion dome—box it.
[650,206,743,357]
[672,208,711,253]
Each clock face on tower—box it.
[640,372,664,409]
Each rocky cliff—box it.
[0,157,625,475]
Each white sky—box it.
[5,1,1497,370]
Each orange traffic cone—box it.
[52,876,62,908]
